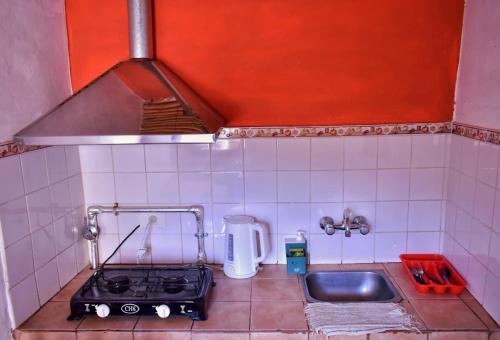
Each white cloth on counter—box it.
[305,302,422,337]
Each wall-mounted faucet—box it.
[319,208,370,237]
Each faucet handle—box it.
[352,216,367,225]
[319,216,335,235]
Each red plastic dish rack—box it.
[399,254,466,294]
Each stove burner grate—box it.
[162,276,189,294]
[105,275,130,294]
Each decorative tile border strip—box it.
[219,122,452,138]
[2,121,497,160]
[452,122,500,145]
[0,141,45,159]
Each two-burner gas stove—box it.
[68,265,214,320]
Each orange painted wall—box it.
[65,0,464,126]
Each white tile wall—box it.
[442,134,500,324]
[4,132,497,327]
[0,146,86,327]
[79,135,447,269]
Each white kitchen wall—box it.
[80,134,447,267]
[443,134,500,323]
[0,146,87,328]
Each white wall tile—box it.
[5,236,34,288]
[277,203,309,234]
[182,234,213,263]
[151,234,183,263]
[57,246,77,286]
[449,134,463,170]
[26,188,52,232]
[65,146,81,177]
[342,233,374,263]
[244,139,276,170]
[98,234,121,264]
[493,190,500,233]
[112,145,145,172]
[466,255,487,303]
[82,173,115,204]
[212,204,244,234]
[469,219,491,267]
[310,203,344,234]
[119,233,151,264]
[263,233,278,264]
[178,144,210,171]
[147,172,179,204]
[53,216,76,253]
[79,145,113,173]
[487,231,500,277]
[213,233,225,264]
[344,202,376,230]
[344,136,377,170]
[9,274,39,327]
[344,170,376,201]
[212,172,244,203]
[455,209,473,250]
[0,155,24,204]
[20,149,48,193]
[374,233,406,262]
[277,138,310,170]
[180,204,212,234]
[68,174,85,209]
[457,173,476,214]
[377,135,411,169]
[310,171,343,202]
[476,142,499,187]
[97,213,119,234]
[459,138,479,178]
[411,134,446,168]
[179,172,211,203]
[244,203,277,234]
[376,169,410,201]
[309,234,342,264]
[277,171,310,202]
[75,239,89,272]
[31,224,56,269]
[473,182,495,226]
[145,144,178,172]
[0,197,30,247]
[375,201,408,232]
[410,168,444,200]
[444,202,457,236]
[115,173,147,204]
[311,138,343,170]
[483,272,500,323]
[35,259,60,305]
[49,179,72,220]
[244,172,276,203]
[211,139,243,171]
[408,201,442,231]
[407,232,440,253]
[45,146,68,184]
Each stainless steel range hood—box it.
[14,0,224,145]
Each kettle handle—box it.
[251,222,267,264]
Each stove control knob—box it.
[95,304,111,318]
[155,304,170,319]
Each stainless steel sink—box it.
[301,270,402,303]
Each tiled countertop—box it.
[15,263,499,340]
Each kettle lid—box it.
[223,215,255,224]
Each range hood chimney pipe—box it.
[128,0,154,59]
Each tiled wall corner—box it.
[443,133,500,323]
[0,146,86,327]
[80,134,447,268]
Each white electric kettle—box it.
[223,215,268,279]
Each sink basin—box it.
[301,270,402,303]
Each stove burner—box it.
[162,276,188,294]
[106,276,130,294]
